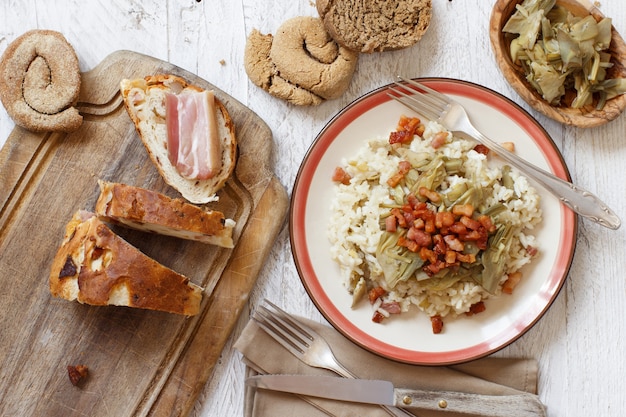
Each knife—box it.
[246,374,546,417]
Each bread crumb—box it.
[219,59,226,66]
[67,364,89,386]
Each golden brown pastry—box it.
[95,180,235,248]
[49,210,203,316]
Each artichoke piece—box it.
[557,28,582,70]
[421,264,484,291]
[501,165,515,189]
[447,184,483,208]
[592,78,626,109]
[411,157,447,198]
[443,157,463,175]
[510,38,527,63]
[570,15,599,42]
[376,231,424,288]
[395,148,432,169]
[404,168,419,190]
[421,270,459,291]
[541,15,554,41]
[503,0,556,48]
[594,78,626,100]
[528,61,567,104]
[443,182,469,206]
[503,0,625,109]
[482,202,508,218]
[545,4,568,24]
[390,184,406,205]
[572,70,592,108]
[475,224,515,294]
[351,277,367,308]
[595,18,613,50]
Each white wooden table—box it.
[2,1,625,416]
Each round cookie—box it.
[244,17,358,106]
[316,0,432,53]
[0,30,83,132]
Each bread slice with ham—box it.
[49,210,203,316]
[120,74,237,204]
[95,180,235,248]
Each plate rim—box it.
[289,77,578,365]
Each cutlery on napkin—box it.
[235,315,546,417]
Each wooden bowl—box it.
[490,0,626,127]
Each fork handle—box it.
[468,128,621,230]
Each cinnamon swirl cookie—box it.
[244,16,358,106]
[0,30,83,132]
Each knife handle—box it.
[394,388,546,417]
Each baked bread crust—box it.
[244,17,358,106]
[0,29,82,132]
[120,74,237,204]
[316,0,432,53]
[95,180,235,248]
[49,210,203,316]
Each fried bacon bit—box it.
[332,166,352,185]
[473,144,490,155]
[502,271,523,294]
[67,365,89,386]
[372,302,403,324]
[387,160,412,187]
[389,116,424,145]
[418,186,441,203]
[381,301,402,314]
[430,315,444,334]
[385,215,397,232]
[526,245,538,257]
[392,195,495,276]
[390,208,408,228]
[368,286,387,304]
[372,310,385,323]
[397,115,421,134]
[476,215,496,233]
[59,256,77,278]
[435,211,455,228]
[431,131,448,149]
[466,301,486,316]
[389,130,413,145]
[452,204,474,218]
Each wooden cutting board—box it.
[0,50,288,416]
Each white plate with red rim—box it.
[290,78,577,365]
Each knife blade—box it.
[246,374,546,417]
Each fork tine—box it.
[263,299,316,341]
[395,75,451,112]
[398,76,450,108]
[394,80,446,112]
[253,306,310,358]
[386,86,441,121]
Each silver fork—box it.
[387,76,621,230]
[252,299,416,417]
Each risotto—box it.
[328,116,542,333]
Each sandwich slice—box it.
[120,74,237,204]
[95,180,235,248]
[50,210,202,316]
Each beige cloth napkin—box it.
[235,316,545,417]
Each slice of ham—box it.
[165,90,221,180]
